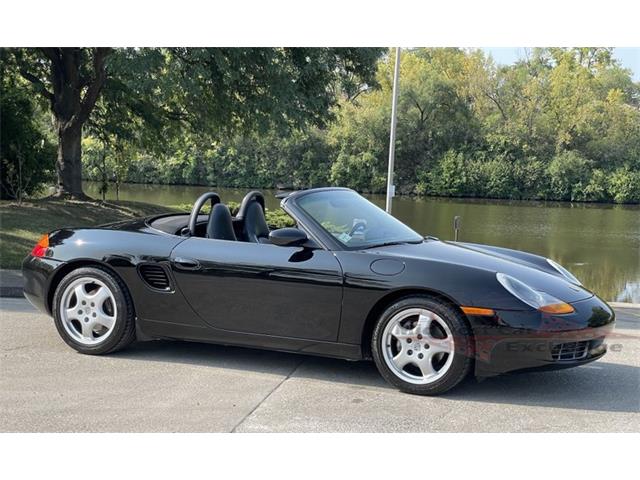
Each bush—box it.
[477,158,515,199]
[429,151,474,196]
[511,159,549,200]
[547,151,593,201]
[608,168,640,203]
[330,152,386,192]
[583,169,610,202]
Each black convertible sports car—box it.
[22,188,615,395]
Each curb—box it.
[0,287,24,299]
[0,270,24,299]
[608,302,640,309]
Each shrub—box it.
[547,151,593,201]
[511,159,549,200]
[608,168,640,203]
[431,151,471,196]
[477,158,515,199]
[583,169,610,202]
[330,152,386,192]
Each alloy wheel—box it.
[59,277,118,346]
[381,307,455,385]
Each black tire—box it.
[371,295,473,395]
[52,266,136,355]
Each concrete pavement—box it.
[1,298,638,432]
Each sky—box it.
[482,47,640,81]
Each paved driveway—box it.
[1,298,638,432]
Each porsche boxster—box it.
[22,188,615,395]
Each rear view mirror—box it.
[269,228,309,247]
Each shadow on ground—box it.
[113,339,640,414]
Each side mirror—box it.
[269,228,309,247]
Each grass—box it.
[0,199,175,269]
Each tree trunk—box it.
[54,123,87,199]
[17,48,112,200]
[101,143,107,201]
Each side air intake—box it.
[139,264,171,291]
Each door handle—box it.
[173,257,201,271]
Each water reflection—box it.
[84,182,640,302]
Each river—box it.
[84,181,640,303]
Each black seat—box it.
[206,203,237,241]
[243,201,270,243]
[237,191,269,243]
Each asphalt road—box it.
[1,298,638,432]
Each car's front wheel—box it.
[371,296,473,395]
[52,266,136,355]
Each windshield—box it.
[297,190,423,249]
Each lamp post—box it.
[385,47,401,213]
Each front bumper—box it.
[468,295,615,377]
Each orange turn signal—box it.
[538,302,574,315]
[31,234,49,258]
[461,306,495,316]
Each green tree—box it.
[328,48,481,194]
[8,48,111,199]
[0,66,55,201]
[7,47,383,199]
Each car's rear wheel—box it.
[371,296,473,395]
[52,266,136,355]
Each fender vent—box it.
[139,264,171,291]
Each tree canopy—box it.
[2,47,384,198]
[3,47,639,204]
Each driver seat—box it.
[206,203,237,241]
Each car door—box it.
[170,236,344,341]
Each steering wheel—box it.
[187,192,220,236]
[349,221,367,237]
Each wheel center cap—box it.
[413,341,421,351]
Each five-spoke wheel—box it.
[382,308,455,384]
[53,266,136,355]
[372,296,473,395]
[59,277,117,345]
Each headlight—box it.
[546,258,582,285]
[496,273,574,314]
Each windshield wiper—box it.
[362,239,423,249]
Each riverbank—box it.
[0,199,176,269]
[81,180,640,206]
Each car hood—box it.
[368,239,594,304]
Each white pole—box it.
[386,47,401,213]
